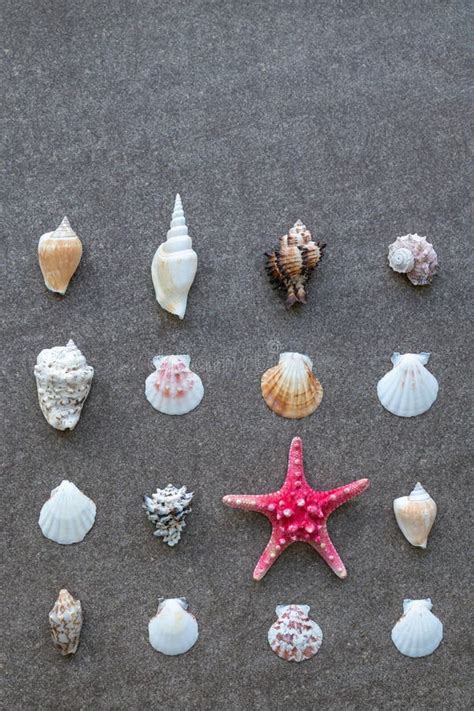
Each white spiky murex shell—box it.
[268,604,323,662]
[391,599,443,658]
[151,194,197,319]
[38,217,83,295]
[148,598,198,656]
[145,355,204,415]
[49,589,83,655]
[377,352,438,417]
[38,480,96,545]
[143,484,193,546]
[261,352,323,419]
[34,339,94,430]
[388,234,438,286]
[393,482,437,548]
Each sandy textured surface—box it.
[2,1,472,709]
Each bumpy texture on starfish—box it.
[223,437,370,580]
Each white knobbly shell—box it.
[391,599,443,658]
[388,234,438,286]
[377,352,438,417]
[145,355,204,415]
[143,484,193,546]
[151,194,197,319]
[39,480,96,545]
[268,604,323,662]
[261,352,323,419]
[148,598,198,656]
[34,339,94,430]
[49,589,83,655]
[393,482,437,548]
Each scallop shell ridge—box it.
[261,352,323,419]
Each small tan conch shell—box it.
[38,217,83,294]
[393,482,437,548]
[261,352,323,419]
[49,589,83,655]
[268,604,323,662]
[265,220,325,307]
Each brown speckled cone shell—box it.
[38,229,82,295]
[261,359,323,419]
[265,221,325,307]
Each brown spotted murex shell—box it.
[265,220,325,307]
[267,604,323,662]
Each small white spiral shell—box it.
[388,247,415,273]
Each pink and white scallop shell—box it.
[145,355,204,415]
[267,604,323,662]
[388,234,438,286]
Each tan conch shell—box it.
[393,482,437,548]
[38,217,83,294]
[49,589,83,655]
[151,194,197,319]
[261,352,323,419]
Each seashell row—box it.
[268,604,323,662]
[261,352,323,419]
[148,598,198,656]
[145,354,204,415]
[39,480,96,545]
[377,352,438,417]
[34,339,94,431]
[388,234,438,286]
[38,217,83,295]
[393,482,437,549]
[265,220,325,307]
[49,589,83,655]
[391,599,443,658]
[151,194,197,319]
[143,483,193,546]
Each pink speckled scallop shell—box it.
[268,604,323,662]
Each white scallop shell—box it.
[49,589,83,655]
[377,352,438,417]
[34,339,94,430]
[151,194,197,319]
[393,482,437,548]
[391,599,443,658]
[39,480,96,545]
[148,598,198,656]
[145,355,204,415]
[268,604,323,662]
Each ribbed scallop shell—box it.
[391,599,443,658]
[268,604,323,662]
[261,352,323,419]
[38,217,83,295]
[151,194,197,319]
[49,589,83,655]
[265,220,325,307]
[388,234,438,286]
[148,598,198,656]
[38,480,96,545]
[145,355,204,415]
[393,482,437,548]
[377,352,438,417]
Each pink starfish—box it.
[223,437,370,580]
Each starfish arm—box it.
[222,494,269,513]
[322,478,370,516]
[307,526,347,579]
[253,530,290,581]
